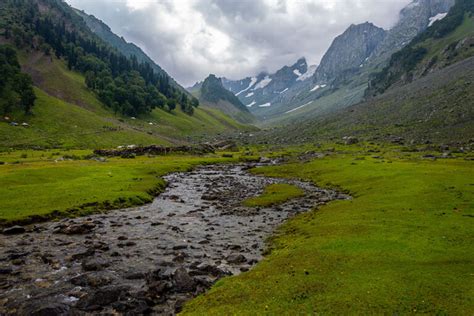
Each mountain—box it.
[193,75,255,124]
[0,0,253,149]
[74,9,188,96]
[258,0,456,123]
[372,0,456,61]
[217,57,317,119]
[312,22,386,85]
[208,0,455,123]
[367,0,474,96]
[249,0,473,145]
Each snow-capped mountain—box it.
[191,0,455,121]
[220,58,317,116]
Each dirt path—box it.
[0,162,348,315]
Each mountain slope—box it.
[219,57,317,119]
[74,9,188,96]
[312,22,386,85]
[368,0,474,95]
[194,74,255,124]
[251,5,474,145]
[239,0,455,123]
[0,0,253,149]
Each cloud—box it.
[65,0,412,86]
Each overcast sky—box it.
[66,0,412,86]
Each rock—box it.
[82,258,110,271]
[56,221,96,235]
[172,267,196,293]
[0,267,13,275]
[172,244,188,250]
[20,301,70,316]
[124,270,146,280]
[76,285,130,310]
[226,253,247,264]
[343,136,359,145]
[111,297,150,314]
[193,263,227,277]
[3,225,26,235]
[71,248,95,261]
[70,272,115,287]
[147,281,169,297]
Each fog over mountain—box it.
[66,0,412,86]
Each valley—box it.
[0,0,473,315]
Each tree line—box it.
[1,0,198,116]
[0,45,36,115]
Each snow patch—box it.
[252,76,272,90]
[236,77,257,96]
[246,101,256,107]
[293,69,302,77]
[245,92,254,98]
[285,101,312,114]
[428,12,448,27]
[258,102,272,107]
[297,65,317,81]
[310,84,327,92]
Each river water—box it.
[0,162,347,315]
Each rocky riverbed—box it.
[0,162,348,315]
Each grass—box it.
[182,146,474,315]
[0,88,167,150]
[243,183,304,207]
[0,151,241,225]
[0,51,255,150]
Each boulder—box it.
[76,285,130,310]
[3,225,26,235]
[226,253,247,264]
[172,267,196,293]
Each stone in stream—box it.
[76,285,131,311]
[19,300,70,316]
[55,221,96,235]
[82,258,111,271]
[70,271,115,287]
[172,244,188,250]
[172,267,196,293]
[2,225,26,235]
[226,253,247,264]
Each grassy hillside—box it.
[183,145,474,314]
[0,50,254,150]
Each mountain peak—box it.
[313,22,386,84]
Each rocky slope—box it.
[312,22,386,85]
[372,0,456,62]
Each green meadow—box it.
[183,146,474,315]
[0,150,239,225]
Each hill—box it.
[193,74,255,124]
[0,0,253,150]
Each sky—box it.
[66,0,413,86]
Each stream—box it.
[0,162,348,315]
